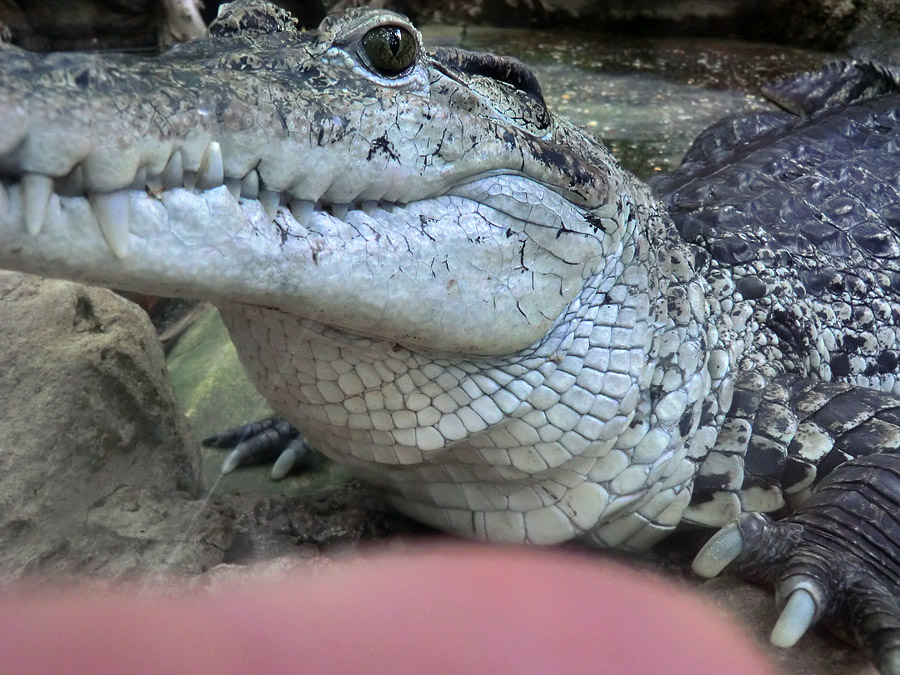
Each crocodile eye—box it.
[361,25,417,77]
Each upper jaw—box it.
[0,169,614,357]
[0,3,615,214]
[0,6,626,355]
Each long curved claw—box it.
[771,587,818,648]
[220,446,246,474]
[221,434,298,475]
[692,522,745,578]
[879,646,900,675]
[271,438,310,480]
[206,417,302,475]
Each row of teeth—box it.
[7,141,402,259]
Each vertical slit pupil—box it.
[362,24,416,77]
[388,29,401,56]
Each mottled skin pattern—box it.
[657,61,900,670]
[0,0,900,669]
[653,64,900,523]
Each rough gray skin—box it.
[0,0,899,669]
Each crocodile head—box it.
[0,0,642,356]
[0,1,715,547]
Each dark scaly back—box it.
[655,61,900,393]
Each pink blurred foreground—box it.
[0,544,774,674]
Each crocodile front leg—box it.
[693,377,900,674]
[202,417,312,479]
[695,453,900,673]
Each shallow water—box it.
[445,27,831,178]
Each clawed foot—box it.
[693,509,900,674]
[202,416,311,479]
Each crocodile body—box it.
[0,0,715,550]
[2,1,900,665]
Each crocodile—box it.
[1,0,900,669]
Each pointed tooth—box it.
[289,199,315,228]
[259,190,280,220]
[361,200,377,217]
[197,141,224,190]
[225,178,241,199]
[22,173,53,235]
[183,170,197,191]
[241,170,259,199]
[380,201,394,213]
[88,192,130,259]
[332,203,349,220]
[289,173,334,205]
[321,180,356,205]
[162,151,183,189]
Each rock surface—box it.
[399,0,900,54]
[12,0,889,59]
[0,272,232,581]
[0,0,205,52]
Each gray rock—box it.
[401,0,900,53]
[0,0,205,52]
[0,272,232,581]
